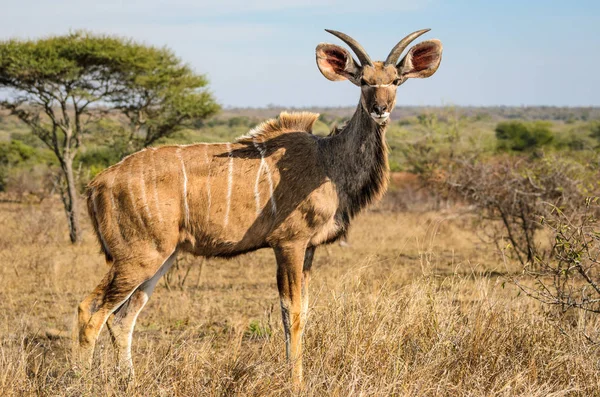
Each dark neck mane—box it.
[319,103,390,231]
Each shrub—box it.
[0,140,35,165]
[495,121,554,151]
[76,147,122,174]
[516,199,600,316]
[10,131,46,148]
[227,116,251,128]
[0,140,55,192]
[441,154,596,265]
[589,121,600,145]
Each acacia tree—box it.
[0,32,219,243]
[112,56,220,152]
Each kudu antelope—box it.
[76,29,443,384]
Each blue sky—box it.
[1,0,599,107]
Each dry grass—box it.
[1,199,599,396]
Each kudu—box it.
[76,29,442,384]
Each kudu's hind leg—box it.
[274,242,313,386]
[74,249,175,369]
[106,251,177,374]
[75,268,117,367]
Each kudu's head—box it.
[316,29,442,125]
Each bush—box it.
[516,199,600,316]
[0,140,35,165]
[10,131,46,148]
[0,140,55,191]
[227,116,251,128]
[495,121,554,151]
[441,154,596,265]
[589,121,600,145]
[76,147,122,173]
[398,109,463,175]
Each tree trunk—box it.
[62,155,81,243]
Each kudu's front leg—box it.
[274,242,314,386]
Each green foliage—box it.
[473,112,492,122]
[495,121,554,151]
[0,140,55,190]
[0,140,35,166]
[565,130,596,151]
[392,108,469,174]
[76,147,122,178]
[245,320,272,339]
[312,119,331,136]
[318,113,335,125]
[589,122,600,144]
[112,54,221,150]
[10,131,46,148]
[397,118,413,126]
[0,140,55,167]
[227,116,252,128]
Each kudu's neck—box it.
[320,102,390,226]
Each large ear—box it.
[316,43,361,85]
[397,39,442,79]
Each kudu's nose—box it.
[372,104,387,115]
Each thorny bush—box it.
[517,198,600,316]
[438,153,600,321]
[440,154,597,266]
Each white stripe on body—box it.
[138,153,152,221]
[149,148,163,223]
[204,145,212,224]
[107,172,120,240]
[91,189,110,254]
[252,139,266,216]
[176,148,190,227]
[252,140,277,215]
[128,160,145,226]
[108,173,117,213]
[224,143,234,227]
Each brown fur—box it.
[75,31,443,387]
[87,112,329,260]
[361,62,398,85]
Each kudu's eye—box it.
[393,78,402,85]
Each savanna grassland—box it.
[1,192,600,396]
[2,106,600,396]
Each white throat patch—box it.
[370,112,390,125]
